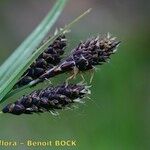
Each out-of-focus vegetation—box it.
[0,0,149,150]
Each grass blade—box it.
[0,0,68,84]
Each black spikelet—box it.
[2,83,90,115]
[15,34,67,88]
[39,34,120,80]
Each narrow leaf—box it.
[0,0,68,85]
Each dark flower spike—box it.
[34,33,120,84]
[2,83,90,115]
[14,33,67,88]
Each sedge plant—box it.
[0,1,120,116]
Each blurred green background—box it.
[0,0,150,150]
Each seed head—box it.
[15,34,67,88]
[2,83,90,115]
[40,34,120,79]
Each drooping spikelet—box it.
[15,34,67,88]
[37,34,120,81]
[2,83,90,115]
